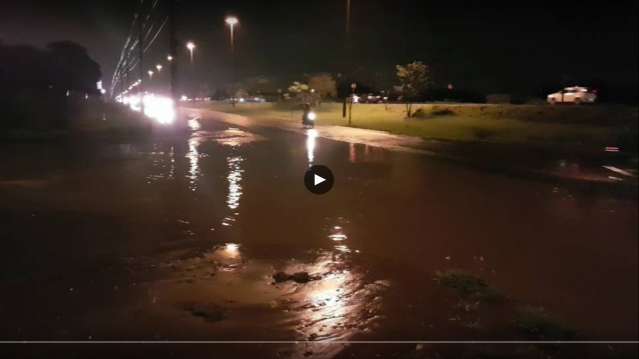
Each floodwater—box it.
[0,113,637,358]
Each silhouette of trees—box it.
[0,41,101,95]
[0,41,101,131]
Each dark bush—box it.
[431,107,455,116]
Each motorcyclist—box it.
[301,103,314,128]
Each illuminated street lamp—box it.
[225,16,239,53]
[156,64,163,72]
[167,54,173,62]
[148,70,154,78]
[225,16,239,106]
[186,41,196,63]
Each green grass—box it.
[199,102,638,151]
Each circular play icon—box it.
[304,165,334,195]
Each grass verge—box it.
[198,102,638,152]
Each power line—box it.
[111,0,169,98]
[144,17,169,53]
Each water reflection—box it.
[145,144,176,183]
[204,243,243,270]
[328,225,348,242]
[149,217,385,357]
[186,137,202,191]
[188,117,201,131]
[222,156,244,227]
[168,146,175,180]
[216,128,261,147]
[347,143,389,163]
[306,129,318,166]
[349,143,356,163]
[283,256,388,356]
[279,220,387,354]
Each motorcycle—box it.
[302,111,317,129]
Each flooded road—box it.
[0,113,637,358]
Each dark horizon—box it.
[1,0,637,97]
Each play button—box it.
[304,165,334,195]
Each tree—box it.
[308,73,337,101]
[287,81,319,106]
[47,41,101,94]
[288,81,310,94]
[396,61,430,117]
[242,75,277,96]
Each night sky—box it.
[2,0,637,96]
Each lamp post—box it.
[225,16,239,53]
[225,16,239,106]
[156,64,163,72]
[186,41,196,63]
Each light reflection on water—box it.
[142,126,384,354]
[204,242,243,270]
[284,253,387,356]
[306,129,318,166]
[185,137,203,191]
[328,224,349,243]
[152,216,385,357]
[282,220,386,352]
[145,144,176,183]
[226,156,243,210]
[188,117,201,131]
[216,128,261,147]
[168,146,175,180]
[221,155,244,227]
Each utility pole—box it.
[345,0,351,45]
[225,16,239,107]
[342,0,352,119]
[137,12,144,113]
[168,0,178,101]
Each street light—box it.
[167,55,173,62]
[156,64,163,72]
[225,16,239,53]
[225,16,239,106]
[148,70,154,78]
[186,41,196,63]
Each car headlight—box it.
[308,112,317,121]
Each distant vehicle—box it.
[359,93,389,104]
[245,96,266,103]
[225,97,245,104]
[547,86,597,105]
[225,96,266,104]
